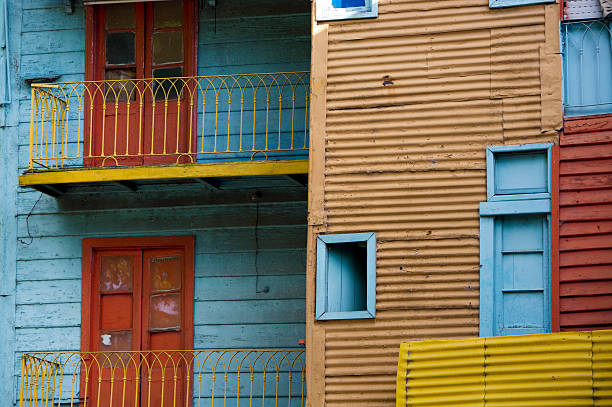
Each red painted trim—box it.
[551,142,560,332]
[564,114,612,135]
[560,0,567,21]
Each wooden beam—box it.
[285,174,308,187]
[112,181,138,192]
[194,178,221,190]
[31,184,65,198]
[19,159,309,186]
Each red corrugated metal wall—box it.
[559,114,612,331]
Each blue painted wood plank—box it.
[17,204,306,236]
[15,303,81,328]
[15,279,81,304]
[194,275,305,301]
[21,29,85,55]
[15,327,80,351]
[199,14,309,44]
[21,7,84,32]
[193,323,305,349]
[16,227,305,260]
[195,250,306,277]
[22,0,82,10]
[20,51,84,78]
[479,199,550,216]
[194,299,305,324]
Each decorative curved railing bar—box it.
[19,349,306,407]
[28,72,310,170]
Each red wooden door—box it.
[89,3,145,167]
[141,249,189,407]
[142,1,196,165]
[82,238,194,407]
[85,1,197,167]
[88,250,142,406]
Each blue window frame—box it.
[489,0,554,8]
[562,19,612,117]
[316,0,377,22]
[486,143,552,202]
[316,233,376,320]
[479,144,553,337]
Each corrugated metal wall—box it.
[559,115,612,331]
[308,1,562,406]
[396,330,612,407]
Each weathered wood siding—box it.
[307,1,563,406]
[559,115,612,331]
[5,0,311,403]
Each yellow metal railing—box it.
[28,72,310,170]
[20,349,305,407]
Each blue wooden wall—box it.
[6,0,310,404]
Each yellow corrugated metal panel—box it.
[593,330,612,406]
[484,332,593,407]
[397,331,612,407]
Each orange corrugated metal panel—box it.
[313,0,561,405]
[559,116,612,332]
[398,331,609,407]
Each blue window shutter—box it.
[481,143,552,337]
[489,0,555,8]
[493,215,551,336]
[562,20,612,117]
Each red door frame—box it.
[84,1,199,166]
[81,236,195,355]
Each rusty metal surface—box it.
[313,0,562,405]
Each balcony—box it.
[19,72,310,194]
[19,349,305,407]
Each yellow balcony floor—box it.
[19,159,308,196]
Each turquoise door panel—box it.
[562,20,612,117]
[494,214,550,336]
